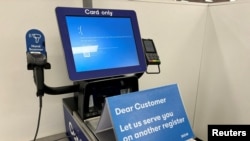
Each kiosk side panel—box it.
[63,98,89,141]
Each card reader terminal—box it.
[142,39,161,65]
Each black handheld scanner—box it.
[26,29,50,96]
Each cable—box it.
[33,96,43,141]
[32,96,74,141]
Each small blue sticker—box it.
[26,29,46,55]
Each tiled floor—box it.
[36,133,69,141]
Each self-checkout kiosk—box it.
[26,6,201,141]
[54,7,154,141]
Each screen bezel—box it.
[56,7,146,81]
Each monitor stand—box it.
[74,75,139,120]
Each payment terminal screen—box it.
[66,16,140,73]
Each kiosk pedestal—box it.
[63,97,100,141]
[63,82,203,141]
[63,76,139,141]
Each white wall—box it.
[93,0,208,132]
[194,1,250,140]
[0,0,207,140]
[0,0,82,140]
[4,0,249,140]
[97,2,250,141]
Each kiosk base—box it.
[63,97,204,141]
[63,97,203,141]
[63,76,139,141]
[63,97,101,141]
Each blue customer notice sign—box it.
[95,84,195,141]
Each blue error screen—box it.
[65,16,140,72]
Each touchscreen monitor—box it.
[56,7,146,81]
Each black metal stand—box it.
[27,53,80,97]
[74,75,140,120]
[27,52,143,122]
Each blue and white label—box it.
[96,84,195,141]
[84,9,113,16]
[26,29,46,54]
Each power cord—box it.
[33,96,43,141]
[32,96,76,141]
